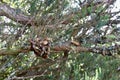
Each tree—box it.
[0,0,120,79]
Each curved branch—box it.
[0,3,35,25]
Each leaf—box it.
[106,34,116,39]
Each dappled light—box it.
[0,0,120,79]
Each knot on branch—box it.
[29,38,52,59]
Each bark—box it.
[0,3,35,25]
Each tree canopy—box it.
[0,0,120,79]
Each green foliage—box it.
[0,0,120,79]
[96,14,110,29]
[58,53,120,80]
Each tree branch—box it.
[0,41,119,56]
[0,48,30,55]
[0,3,35,25]
[0,0,116,26]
